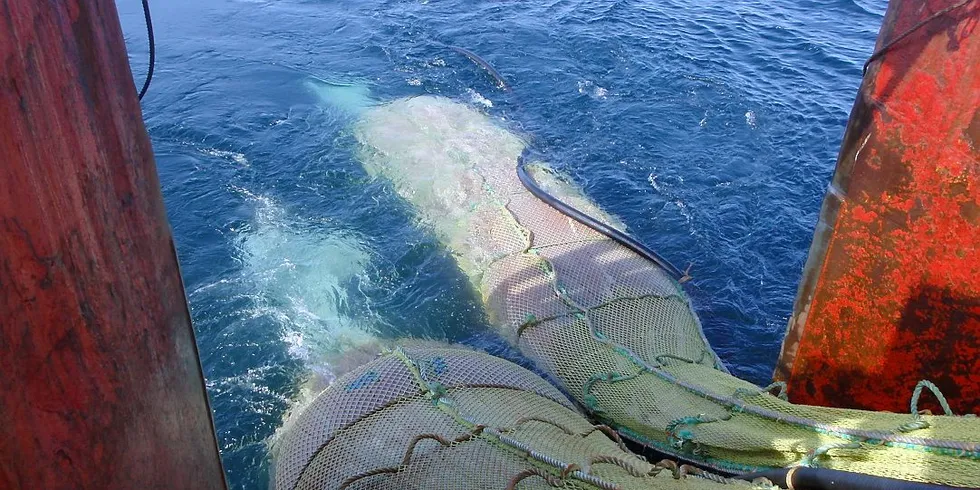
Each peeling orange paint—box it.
[775,0,980,414]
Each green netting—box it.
[349,95,980,487]
[273,346,755,489]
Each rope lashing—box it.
[666,414,728,455]
[797,442,861,468]
[583,371,642,412]
[733,382,788,401]
[653,351,711,368]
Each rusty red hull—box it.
[775,0,980,414]
[0,1,227,488]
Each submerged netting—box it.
[273,345,755,490]
[348,96,980,487]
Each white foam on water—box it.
[197,184,380,454]
[648,173,664,193]
[202,148,250,166]
[578,80,608,99]
[304,79,375,117]
[466,88,493,108]
[223,186,377,414]
[233,187,375,362]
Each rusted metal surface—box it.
[0,1,227,488]
[775,0,980,414]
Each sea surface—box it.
[117,0,885,487]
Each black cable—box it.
[739,467,964,490]
[516,150,685,280]
[441,46,683,280]
[137,0,155,100]
[862,0,974,75]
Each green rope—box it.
[910,380,954,416]
[899,380,955,432]
[798,442,861,468]
[665,414,727,456]
[733,382,788,401]
[653,351,710,367]
[583,371,643,412]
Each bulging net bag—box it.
[272,345,753,489]
[350,96,980,487]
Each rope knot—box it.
[666,415,716,456]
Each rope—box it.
[582,371,642,411]
[653,352,710,367]
[391,349,628,490]
[910,380,954,416]
[900,380,955,432]
[504,468,572,490]
[337,467,400,489]
[577,314,980,455]
[733,382,788,401]
[863,0,975,75]
[137,0,155,100]
[399,430,485,466]
[679,465,736,484]
[521,239,979,455]
[587,455,648,478]
[337,430,486,489]
[665,414,728,455]
[797,442,861,468]
[584,425,633,454]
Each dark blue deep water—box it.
[118,1,885,488]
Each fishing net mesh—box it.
[274,346,752,490]
[276,96,980,488]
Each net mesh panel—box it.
[274,347,750,489]
[348,96,980,487]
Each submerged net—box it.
[346,96,980,487]
[273,345,754,490]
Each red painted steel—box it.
[0,1,227,488]
[776,0,980,414]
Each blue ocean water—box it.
[117,0,885,488]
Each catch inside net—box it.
[342,96,980,487]
[272,345,753,489]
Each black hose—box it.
[862,0,974,75]
[137,0,155,100]
[739,467,970,490]
[516,150,685,280]
[444,44,684,280]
